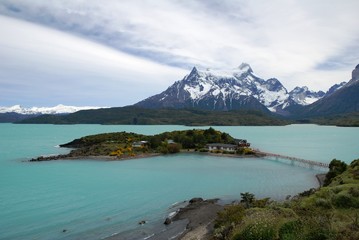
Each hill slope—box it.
[300,64,359,117]
[18,106,290,126]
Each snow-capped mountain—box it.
[135,63,349,115]
[0,104,105,115]
[136,63,290,112]
[289,87,325,105]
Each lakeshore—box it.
[4,123,356,240]
[28,150,327,239]
[106,198,224,240]
[29,152,162,162]
[106,173,330,240]
[156,198,224,240]
[104,170,327,240]
[29,150,263,162]
[27,128,329,239]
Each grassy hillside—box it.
[213,159,359,240]
[18,106,290,126]
[15,105,359,127]
[0,113,39,123]
[310,112,359,127]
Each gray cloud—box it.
[0,15,186,107]
[0,0,358,106]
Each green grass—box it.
[212,159,359,240]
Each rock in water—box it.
[164,218,172,225]
[189,197,204,204]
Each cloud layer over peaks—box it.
[0,0,358,106]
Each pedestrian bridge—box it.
[254,150,329,169]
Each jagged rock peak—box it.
[289,86,325,105]
[326,81,347,96]
[238,63,253,73]
[352,64,359,81]
[291,86,307,92]
[187,63,254,78]
[184,63,255,82]
[189,66,199,75]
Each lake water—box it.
[0,124,358,239]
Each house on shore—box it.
[166,139,176,144]
[132,141,148,148]
[235,139,251,147]
[206,143,238,152]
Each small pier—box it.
[254,150,329,169]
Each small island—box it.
[30,127,258,162]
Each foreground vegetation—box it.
[212,159,359,240]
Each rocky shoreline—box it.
[29,150,263,162]
[106,198,224,240]
[315,173,327,187]
[29,153,162,162]
[107,175,327,240]
[171,198,224,240]
[174,174,326,239]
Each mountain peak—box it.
[301,65,359,117]
[136,63,354,115]
[289,86,325,105]
[343,64,359,87]
[352,64,359,81]
[136,63,291,113]
[238,63,253,73]
[189,66,199,75]
[326,81,347,96]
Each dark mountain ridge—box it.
[18,106,289,126]
[299,64,359,117]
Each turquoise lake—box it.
[0,124,358,239]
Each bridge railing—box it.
[254,150,329,169]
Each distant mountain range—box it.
[135,63,345,115]
[0,104,105,123]
[4,64,359,126]
[0,104,105,115]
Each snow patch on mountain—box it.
[289,87,325,106]
[0,104,106,115]
[182,65,291,112]
[136,63,292,112]
[136,62,348,114]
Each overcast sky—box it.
[1,0,358,107]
